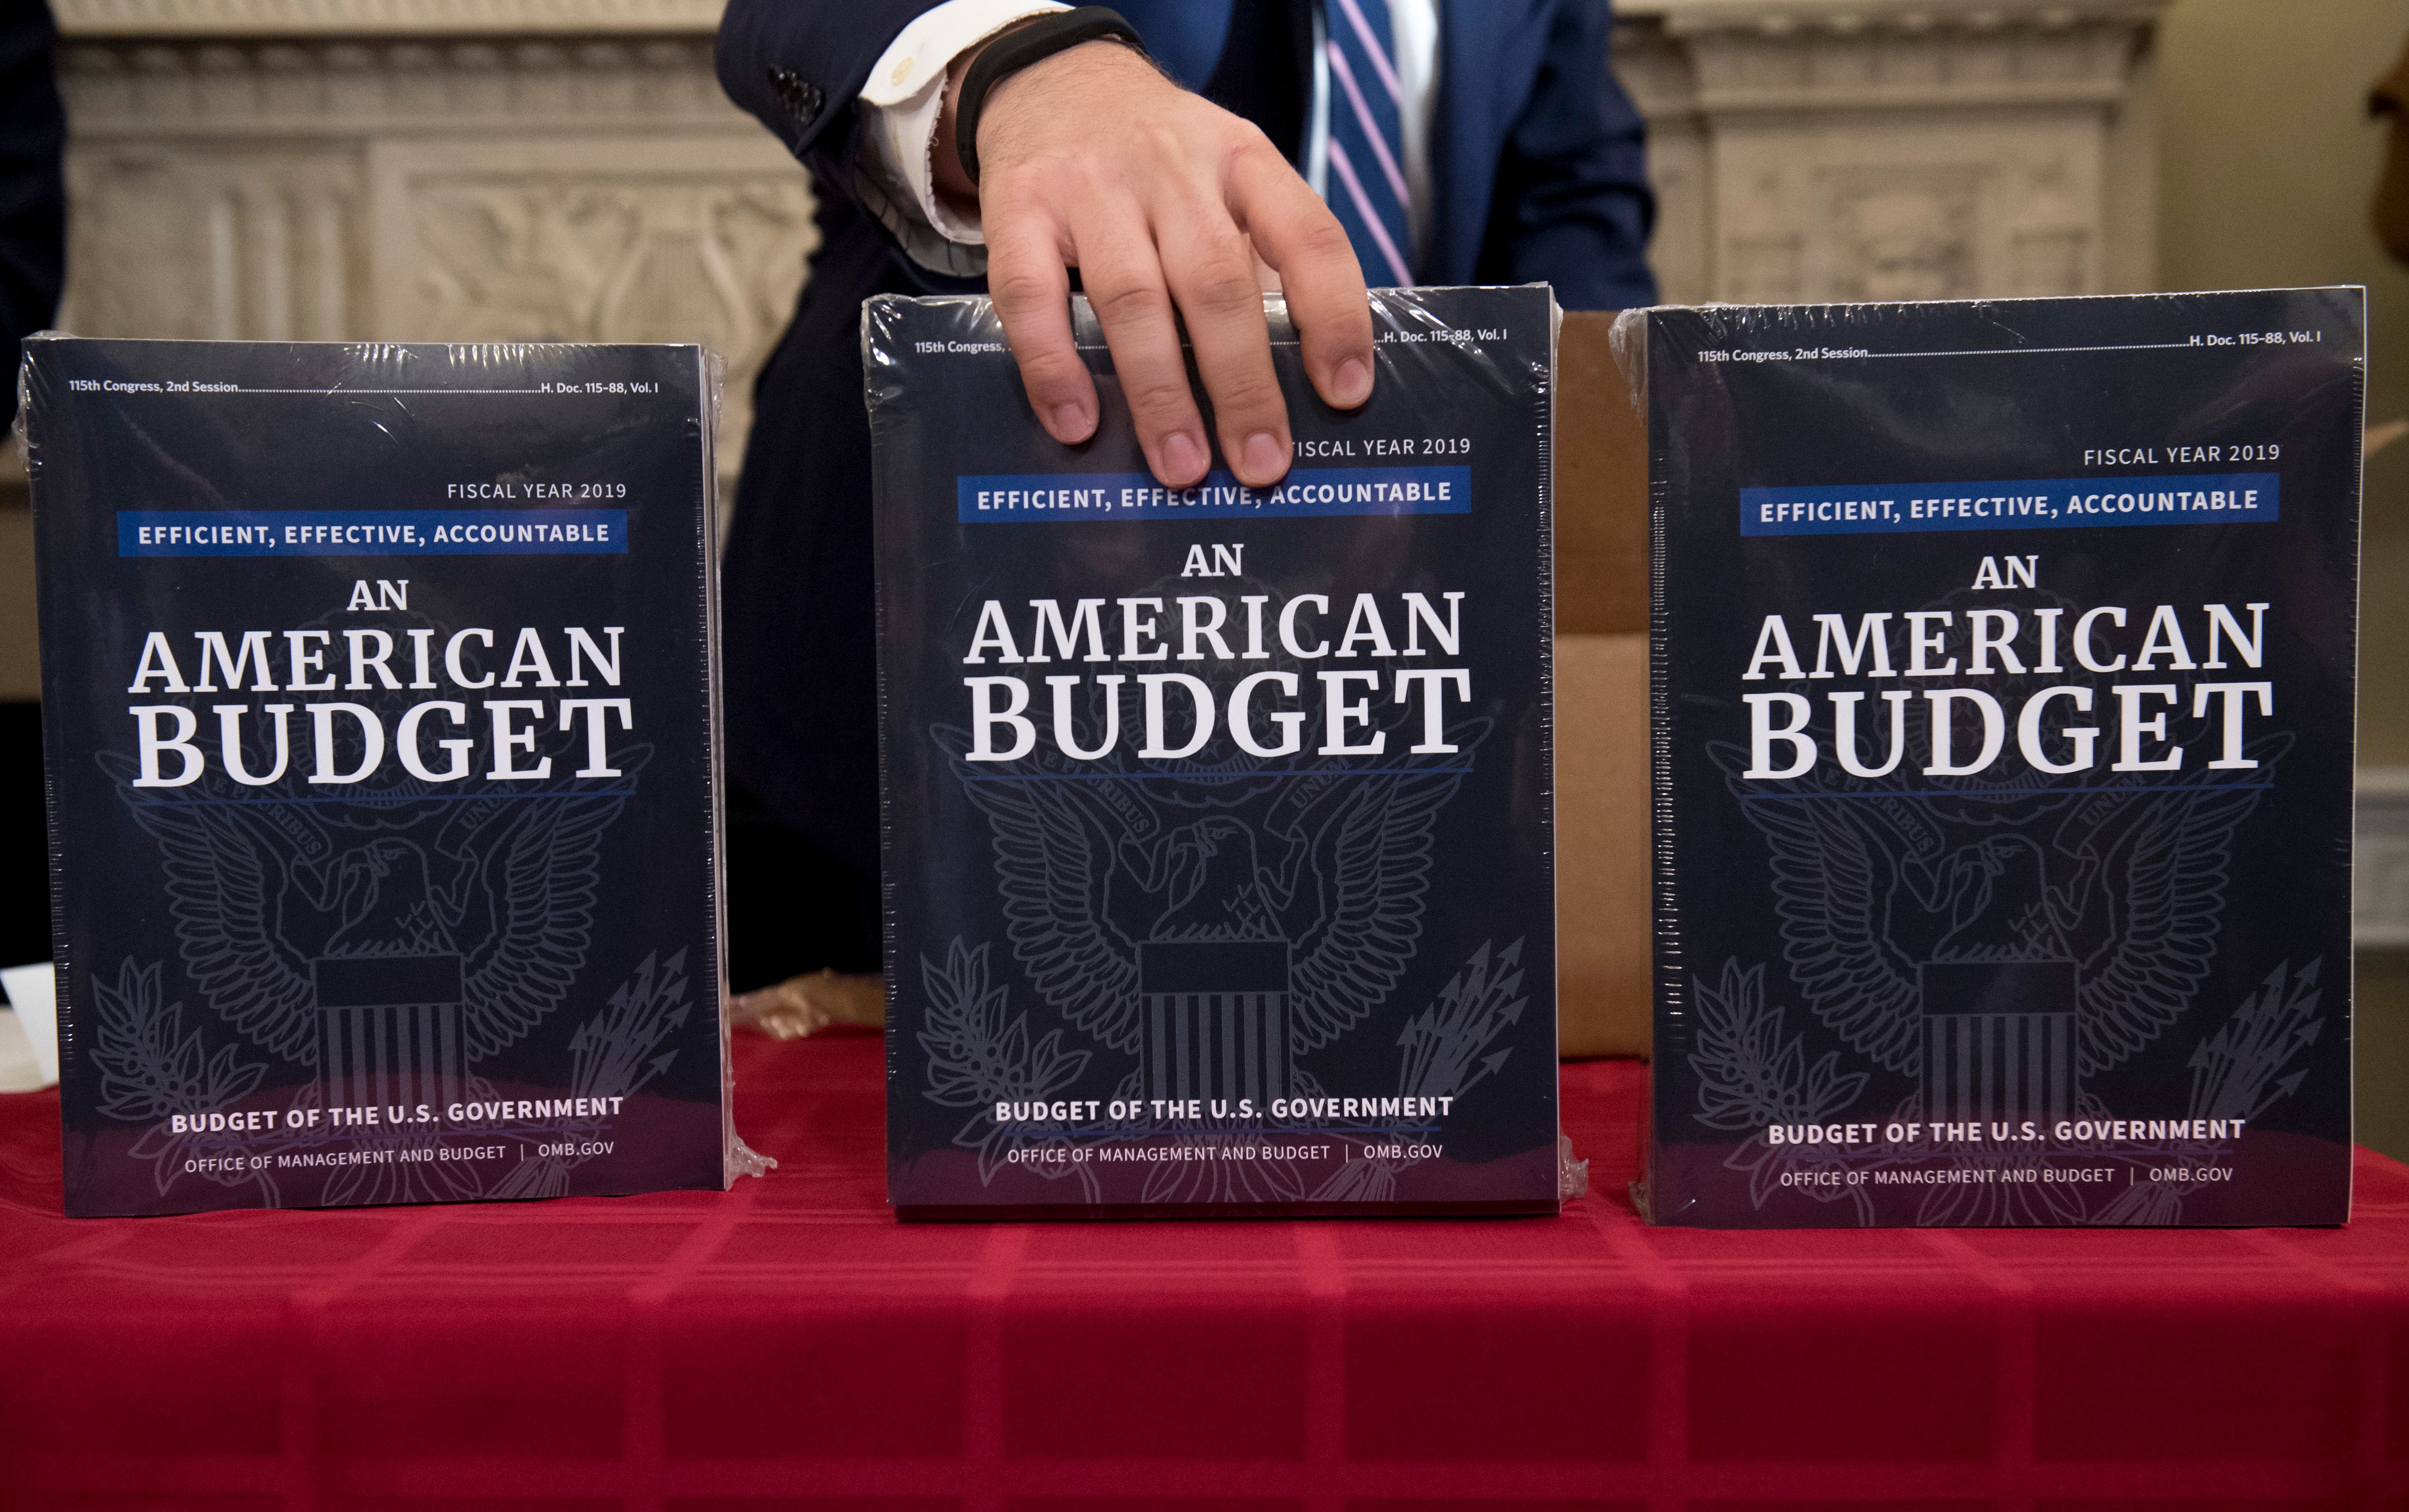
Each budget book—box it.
[1642,289,2363,1226]
[21,338,738,1216]
[866,287,1562,1217]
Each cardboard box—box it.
[1554,312,1650,1058]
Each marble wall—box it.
[50,6,819,492]
[44,0,2170,475]
[1620,0,2162,306]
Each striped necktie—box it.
[1324,0,1415,287]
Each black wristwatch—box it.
[955,7,1149,188]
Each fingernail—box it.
[1334,357,1371,407]
[1052,402,1092,441]
[1163,431,1206,483]
[1242,430,1285,481]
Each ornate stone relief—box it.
[366,138,816,469]
[53,0,727,38]
[55,31,815,504]
[1614,0,2163,303]
[54,0,2158,496]
[67,147,364,341]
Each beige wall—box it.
[2159,0,2409,761]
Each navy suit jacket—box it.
[719,0,1654,301]
[1,2,65,432]
[712,0,1652,893]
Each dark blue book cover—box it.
[21,338,733,1217]
[865,287,1560,1217]
[1644,289,2363,1226]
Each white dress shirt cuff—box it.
[858,0,1070,273]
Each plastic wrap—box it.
[864,287,1561,1217]
[1635,290,2363,1227]
[19,336,749,1215]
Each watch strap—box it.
[955,8,1148,188]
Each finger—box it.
[1229,143,1375,411]
[1072,209,1213,488]
[1160,204,1289,488]
[985,208,1097,444]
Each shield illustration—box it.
[1137,940,1291,1108]
[313,953,468,1113]
[1918,960,2079,1124]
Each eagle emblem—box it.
[941,714,1482,1107]
[1711,726,2284,1127]
[99,736,649,1203]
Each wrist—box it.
[940,9,1148,196]
[933,17,1044,204]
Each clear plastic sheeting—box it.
[19,334,752,1215]
[1557,1133,1590,1202]
[863,288,1566,1218]
[1635,290,2364,1228]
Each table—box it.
[5,1031,2405,1508]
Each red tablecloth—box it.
[4,1032,2405,1509]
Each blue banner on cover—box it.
[1738,474,2279,537]
[958,466,1471,523]
[118,509,628,556]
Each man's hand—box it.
[936,36,1374,489]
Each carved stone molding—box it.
[54,31,814,498]
[60,38,745,137]
[53,0,2167,491]
[1613,0,2164,304]
[1630,0,2163,35]
[58,0,2158,40]
[370,138,813,408]
[54,0,726,39]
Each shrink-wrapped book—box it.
[1639,289,2363,1226]
[866,288,1563,1217]
[21,338,739,1216]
